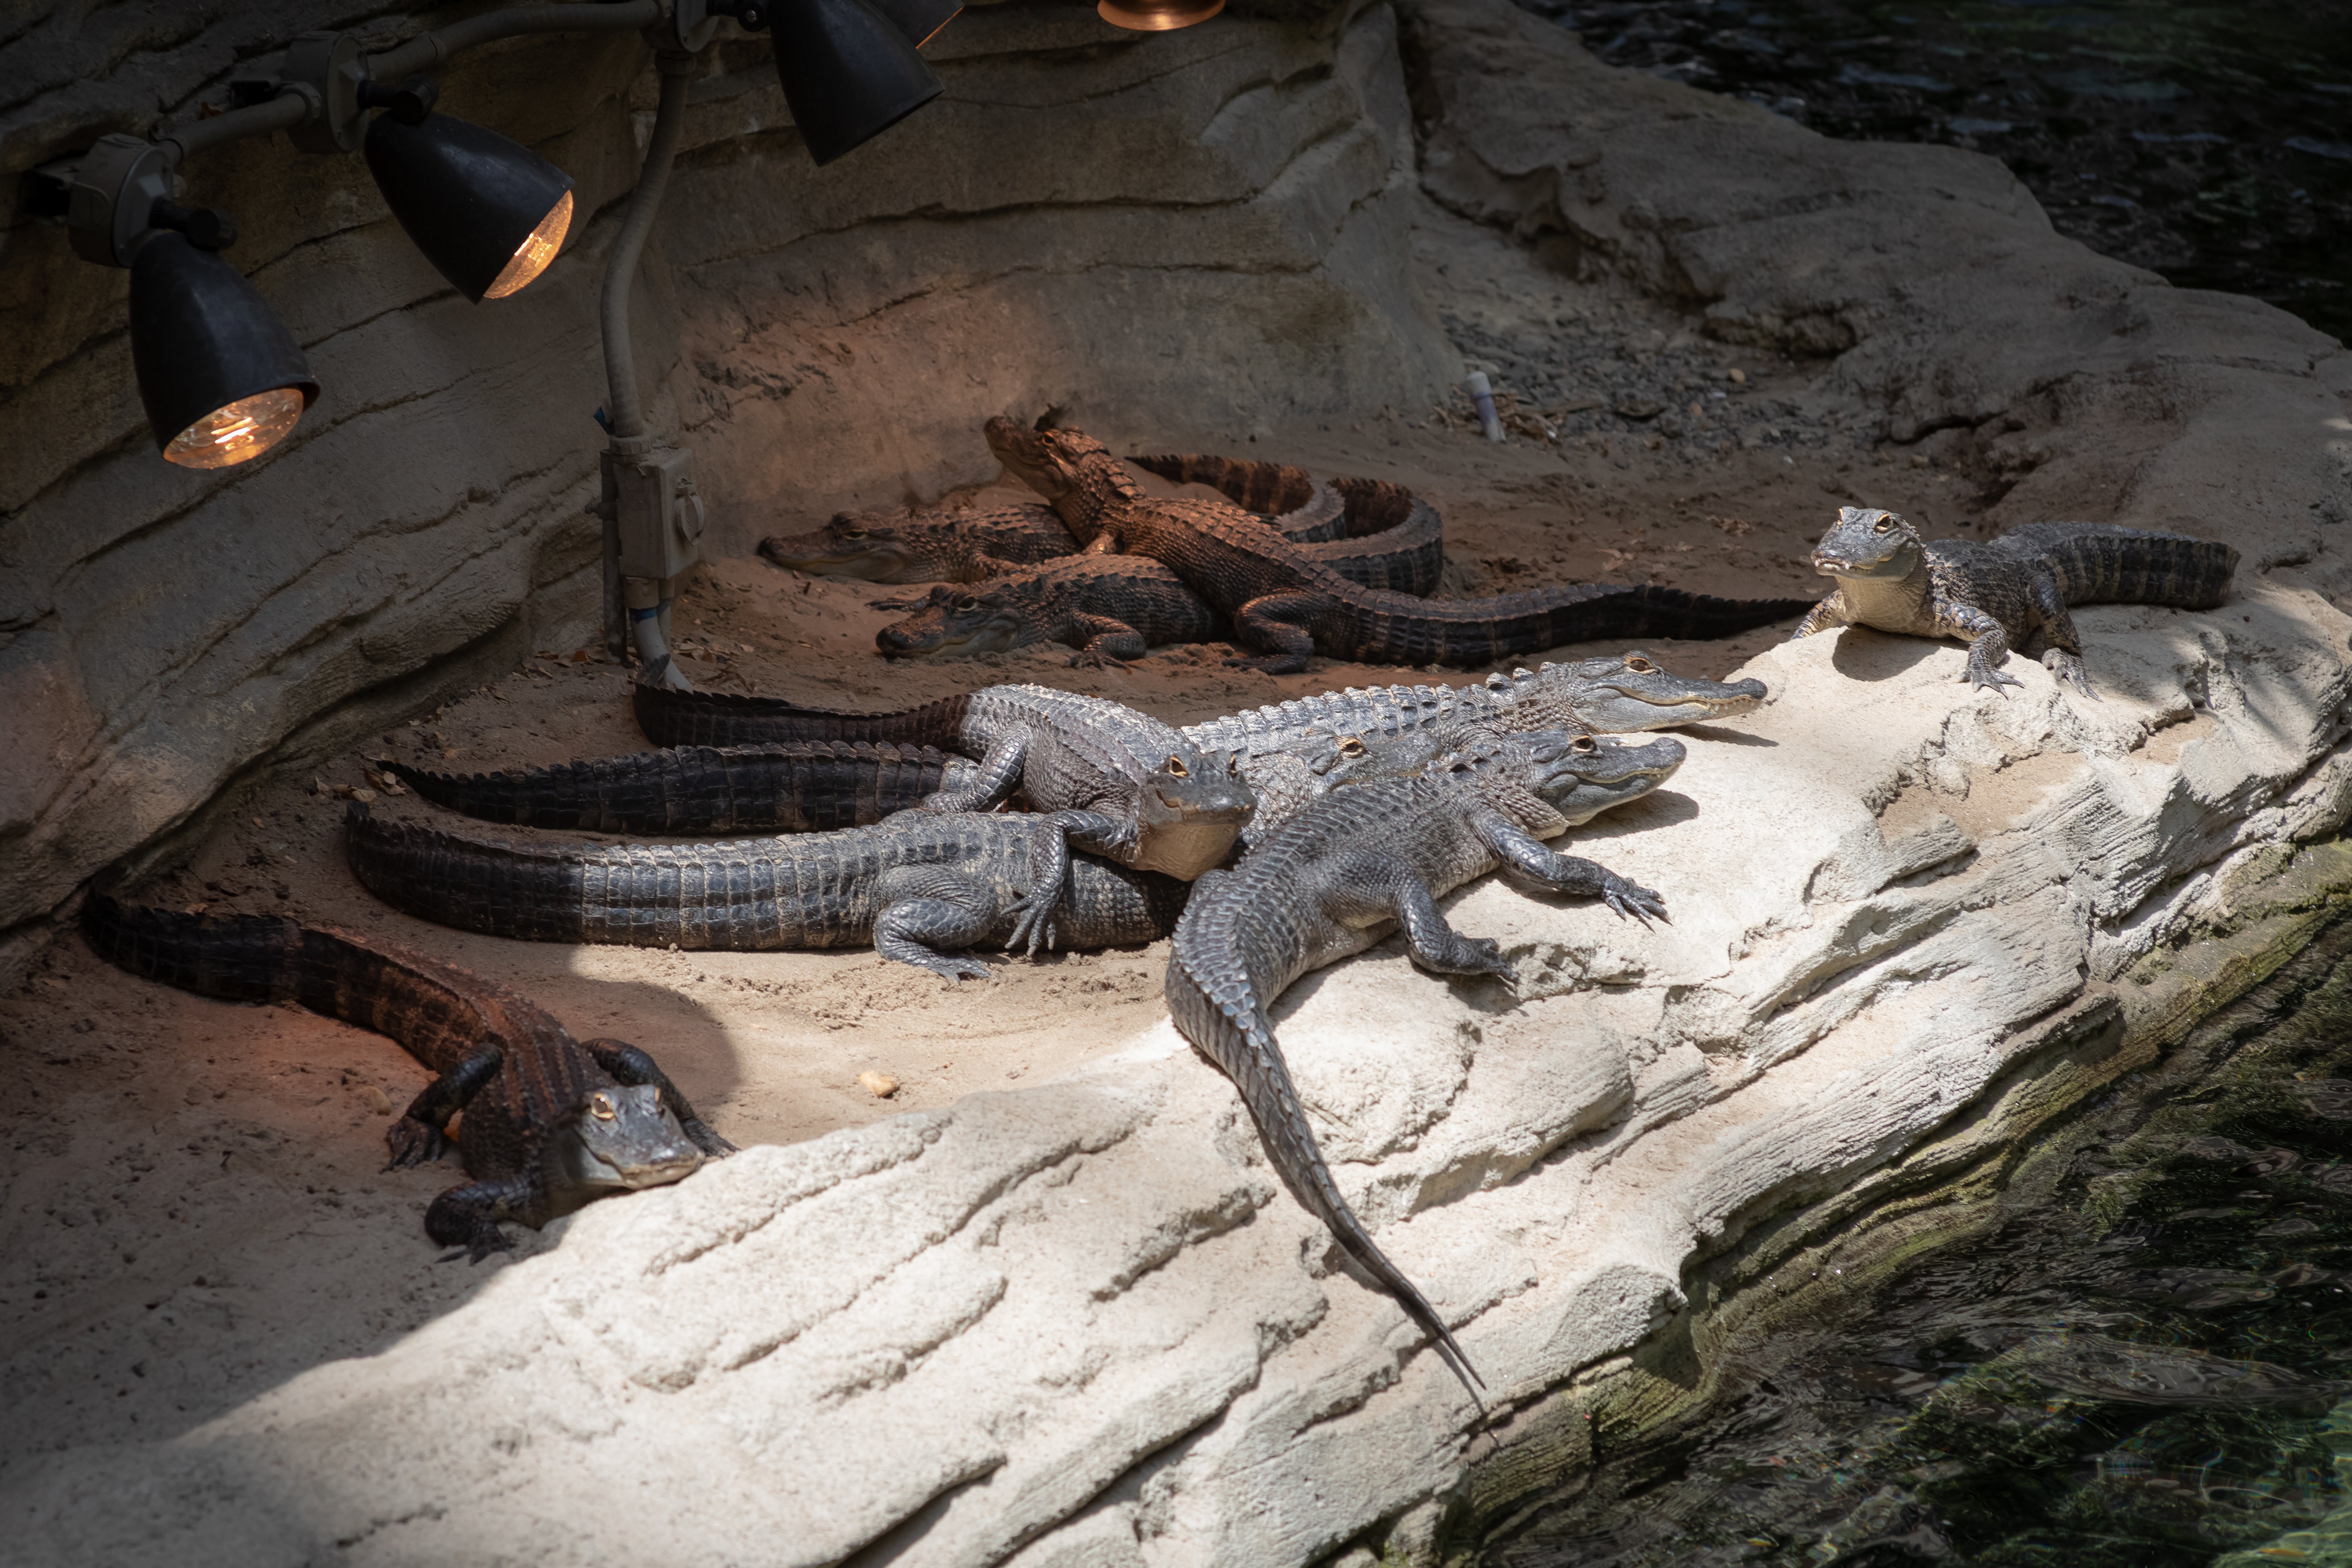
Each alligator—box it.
[987,417,1816,674]
[872,486,1446,665]
[378,741,977,835]
[82,893,731,1260]
[1165,727,1684,1388]
[345,803,1189,980]
[760,498,1080,584]
[627,681,1249,947]
[1794,508,2239,696]
[758,452,1347,584]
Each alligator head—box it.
[1129,749,1257,879]
[985,417,1136,523]
[1507,729,1686,826]
[1811,506,1924,582]
[551,1083,707,1205]
[875,584,1030,659]
[1555,650,1766,731]
[760,510,937,583]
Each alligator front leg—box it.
[1324,854,1519,986]
[1004,809,1135,958]
[1063,615,1148,669]
[2025,573,2098,698]
[920,735,1029,813]
[425,1176,536,1264]
[1950,605,2025,694]
[870,865,1005,981]
[1477,815,1668,925]
[580,1038,737,1156]
[1789,595,1851,639]
[386,1046,503,1169]
[1228,594,1321,675]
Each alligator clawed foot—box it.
[1604,878,1668,927]
[383,1121,448,1170]
[927,955,995,982]
[1966,665,2025,695]
[2043,651,2100,700]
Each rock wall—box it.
[0,0,1452,979]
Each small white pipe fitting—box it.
[625,575,693,691]
[1465,371,1505,442]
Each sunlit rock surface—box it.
[8,0,2352,1562]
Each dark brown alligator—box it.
[378,741,977,835]
[759,453,1347,584]
[987,418,1815,674]
[1796,508,2239,696]
[82,893,731,1260]
[760,499,1080,585]
[873,480,1446,665]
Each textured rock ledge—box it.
[10,0,2352,1563]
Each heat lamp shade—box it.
[129,232,318,465]
[364,112,576,302]
[771,0,944,166]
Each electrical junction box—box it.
[604,445,705,580]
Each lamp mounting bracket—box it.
[281,32,368,154]
[45,135,178,268]
[646,0,724,55]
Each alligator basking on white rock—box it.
[1795,507,2239,696]
[1166,726,1684,1389]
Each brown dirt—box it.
[0,203,1989,1465]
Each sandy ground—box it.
[0,200,1995,1467]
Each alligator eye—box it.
[1336,736,1366,758]
[1571,736,1597,754]
[1873,516,1894,534]
[591,1093,616,1120]
[1625,657,1654,673]
[955,595,982,611]
[1164,755,1190,777]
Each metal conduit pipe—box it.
[599,54,696,671]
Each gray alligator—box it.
[345,803,1190,981]
[1795,507,2238,696]
[1166,727,1684,1388]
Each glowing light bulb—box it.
[1096,0,1222,29]
[484,189,573,301]
[162,386,308,470]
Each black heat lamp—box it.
[129,226,318,469]
[1095,0,1223,28]
[363,92,576,302]
[764,0,944,164]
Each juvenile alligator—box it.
[1795,508,2239,696]
[82,893,730,1260]
[346,803,1188,980]
[630,681,1250,946]
[1166,728,1684,1387]
[989,418,1814,673]
[759,453,1347,583]
[378,741,976,835]
[873,488,1445,664]
[760,499,1080,584]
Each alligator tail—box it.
[1129,453,1320,518]
[1995,523,2238,609]
[1163,957,1485,1393]
[1347,584,1815,667]
[80,892,525,1071]
[633,682,974,750]
[380,742,962,834]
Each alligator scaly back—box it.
[380,741,973,834]
[1992,521,2237,608]
[635,683,974,749]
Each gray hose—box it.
[600,56,693,443]
[366,1,662,84]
